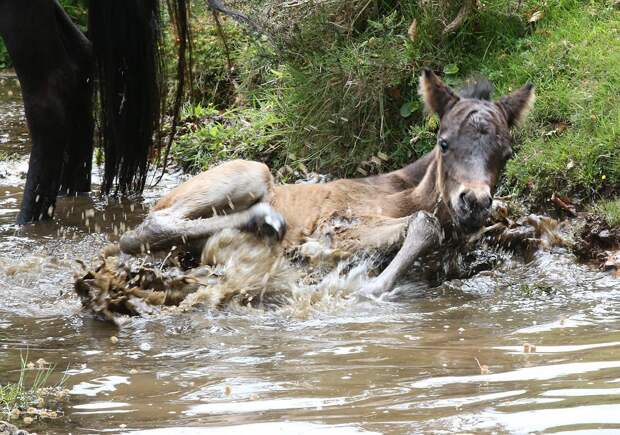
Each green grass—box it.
[0,353,69,424]
[594,199,620,227]
[495,1,620,202]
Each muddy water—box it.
[1,76,620,435]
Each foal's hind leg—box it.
[155,159,276,219]
[119,203,286,255]
[119,160,285,255]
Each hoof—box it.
[245,204,287,242]
[410,211,444,244]
[119,230,143,255]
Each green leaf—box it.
[367,20,385,31]
[400,100,420,118]
[443,63,459,75]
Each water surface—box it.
[1,76,620,435]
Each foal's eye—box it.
[438,139,449,153]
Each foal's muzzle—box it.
[454,186,493,232]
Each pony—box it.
[119,70,535,295]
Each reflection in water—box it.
[1,76,620,434]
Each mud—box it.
[573,213,620,266]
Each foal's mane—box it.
[459,79,494,101]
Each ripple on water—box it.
[411,361,620,389]
[71,376,131,397]
[124,422,380,435]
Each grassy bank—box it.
[172,0,619,211]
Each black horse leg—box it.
[0,0,93,223]
[54,0,95,195]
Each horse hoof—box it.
[119,230,143,255]
[246,204,287,242]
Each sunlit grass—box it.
[498,1,620,201]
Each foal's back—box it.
[271,175,414,245]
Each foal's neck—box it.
[394,151,437,188]
[401,153,443,216]
[369,149,444,218]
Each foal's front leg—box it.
[359,211,443,297]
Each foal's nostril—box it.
[459,189,492,212]
[459,190,477,210]
[483,194,492,209]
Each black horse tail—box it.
[88,0,191,194]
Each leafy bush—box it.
[172,103,288,173]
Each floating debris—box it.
[75,229,301,324]
[604,251,620,277]
[35,359,49,369]
[474,357,490,375]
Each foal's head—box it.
[419,69,534,232]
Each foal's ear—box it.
[418,69,460,118]
[496,83,535,128]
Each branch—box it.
[212,10,233,72]
[442,0,474,35]
[206,0,264,34]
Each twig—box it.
[212,10,233,72]
[154,0,190,187]
[206,0,264,34]
[443,0,474,35]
